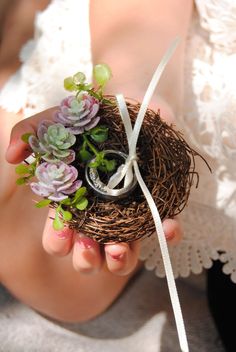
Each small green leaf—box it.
[90,126,108,143]
[93,64,112,87]
[28,163,36,172]
[64,76,76,91]
[15,164,30,175]
[62,210,73,221]
[88,151,105,168]
[96,151,105,162]
[104,159,117,172]
[101,98,115,106]
[21,133,33,143]
[82,83,92,91]
[73,186,87,201]
[35,199,52,208]
[97,165,107,173]
[73,72,86,84]
[90,91,101,100]
[16,177,27,185]
[60,198,72,205]
[78,149,93,162]
[88,161,99,168]
[75,197,88,210]
[53,212,64,231]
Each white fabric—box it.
[0,0,92,117]
[141,0,236,282]
[0,272,224,352]
[0,0,236,283]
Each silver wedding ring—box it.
[85,149,137,200]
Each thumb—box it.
[5,120,35,164]
[5,107,57,164]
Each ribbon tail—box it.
[110,38,188,352]
[133,160,189,352]
[116,94,133,141]
[129,37,180,155]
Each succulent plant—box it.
[54,93,100,135]
[30,162,82,202]
[29,121,76,164]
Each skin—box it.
[0,0,192,322]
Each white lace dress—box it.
[140,0,236,282]
[1,0,236,282]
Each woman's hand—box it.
[6,108,182,276]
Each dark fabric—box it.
[207,260,236,352]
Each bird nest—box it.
[65,97,201,243]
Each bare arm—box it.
[0,0,51,200]
[90,0,193,116]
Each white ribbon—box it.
[105,38,189,352]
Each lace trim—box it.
[140,201,236,282]
[195,0,236,53]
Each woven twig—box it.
[56,97,207,243]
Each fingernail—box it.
[76,236,95,250]
[56,228,73,240]
[107,252,125,261]
[165,232,175,241]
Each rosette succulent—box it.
[31,162,82,202]
[54,92,100,135]
[29,120,76,164]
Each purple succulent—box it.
[29,120,76,164]
[30,162,82,202]
[54,92,100,135]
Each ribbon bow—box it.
[104,38,189,352]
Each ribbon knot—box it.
[128,155,138,162]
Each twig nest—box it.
[19,65,207,245]
[67,97,199,243]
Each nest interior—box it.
[67,97,200,243]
